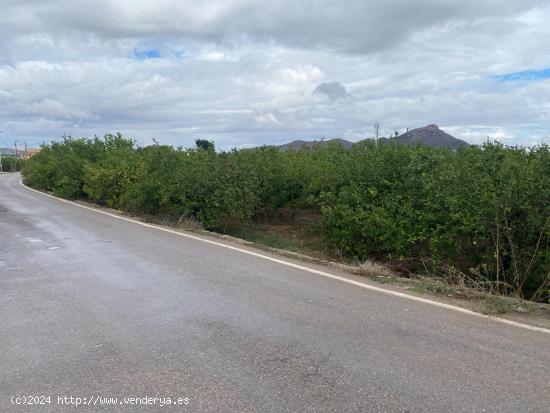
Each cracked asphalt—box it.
[1,173,549,412]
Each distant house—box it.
[23,148,41,159]
[0,147,42,159]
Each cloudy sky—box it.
[1,0,550,149]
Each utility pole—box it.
[374,123,380,147]
[14,140,18,172]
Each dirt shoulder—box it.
[22,182,550,332]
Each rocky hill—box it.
[277,125,469,151]
[379,124,469,149]
[278,138,353,151]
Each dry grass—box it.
[358,259,395,278]
[176,215,205,231]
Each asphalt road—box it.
[1,173,549,412]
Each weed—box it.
[359,260,395,278]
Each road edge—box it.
[18,178,550,336]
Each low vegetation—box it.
[0,157,23,172]
[22,134,550,302]
[359,260,395,278]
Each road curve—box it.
[1,173,549,412]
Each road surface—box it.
[1,173,549,412]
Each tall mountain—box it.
[380,124,469,149]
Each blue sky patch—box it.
[172,51,188,60]
[493,68,550,81]
[133,48,161,60]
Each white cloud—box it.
[0,1,549,148]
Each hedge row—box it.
[22,134,550,301]
[0,156,23,172]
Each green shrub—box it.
[21,135,550,301]
[0,156,24,172]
